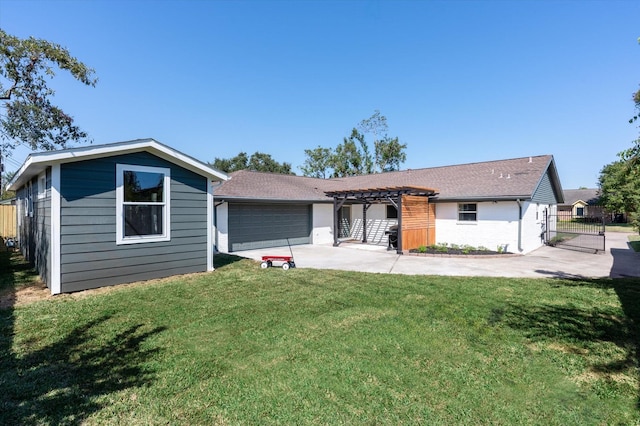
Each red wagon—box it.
[260,255,296,270]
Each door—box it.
[228,203,312,251]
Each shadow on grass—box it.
[1,248,167,424]
[0,313,167,424]
[213,252,249,269]
[500,277,640,408]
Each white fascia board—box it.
[8,139,229,191]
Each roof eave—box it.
[432,195,533,203]
[213,196,332,203]
[7,139,228,191]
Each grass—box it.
[629,235,640,252]
[607,223,638,233]
[2,251,640,424]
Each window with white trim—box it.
[37,172,47,200]
[116,164,171,244]
[25,181,33,217]
[458,203,477,222]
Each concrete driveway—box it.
[232,232,640,279]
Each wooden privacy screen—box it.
[401,195,435,249]
[0,205,17,238]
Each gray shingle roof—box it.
[213,155,557,202]
[561,189,600,206]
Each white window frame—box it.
[37,172,47,200]
[458,203,477,222]
[25,181,34,217]
[116,164,171,245]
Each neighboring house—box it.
[213,155,563,255]
[558,189,605,221]
[8,139,228,295]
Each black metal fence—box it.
[544,211,605,252]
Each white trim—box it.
[207,180,214,271]
[50,164,61,295]
[116,163,171,245]
[26,181,34,217]
[37,172,47,199]
[7,138,228,191]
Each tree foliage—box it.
[211,152,293,174]
[300,146,332,179]
[331,128,370,177]
[300,110,407,178]
[598,159,640,232]
[0,29,97,155]
[1,170,15,199]
[375,136,407,172]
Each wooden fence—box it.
[0,205,17,238]
[401,195,436,249]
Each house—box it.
[213,155,564,255]
[558,188,606,221]
[8,139,228,294]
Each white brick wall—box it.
[435,201,547,254]
[312,204,334,244]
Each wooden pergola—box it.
[325,185,438,254]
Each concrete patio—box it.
[232,232,640,279]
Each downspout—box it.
[516,199,523,252]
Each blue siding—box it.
[532,170,560,204]
[59,152,209,293]
[16,172,51,287]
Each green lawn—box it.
[607,223,638,233]
[629,235,640,252]
[1,252,640,425]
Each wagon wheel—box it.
[282,262,290,271]
[260,261,269,269]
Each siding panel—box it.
[532,171,560,204]
[59,152,210,292]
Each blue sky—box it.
[1,0,639,189]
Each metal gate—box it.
[544,210,605,252]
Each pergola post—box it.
[362,203,371,243]
[333,197,338,246]
[332,196,347,247]
[396,195,403,255]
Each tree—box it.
[211,151,293,174]
[0,29,97,155]
[358,110,407,173]
[211,152,249,173]
[331,129,368,177]
[375,136,407,172]
[300,146,332,178]
[247,152,293,174]
[1,170,15,200]
[300,110,407,178]
[598,159,640,232]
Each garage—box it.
[228,203,312,251]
